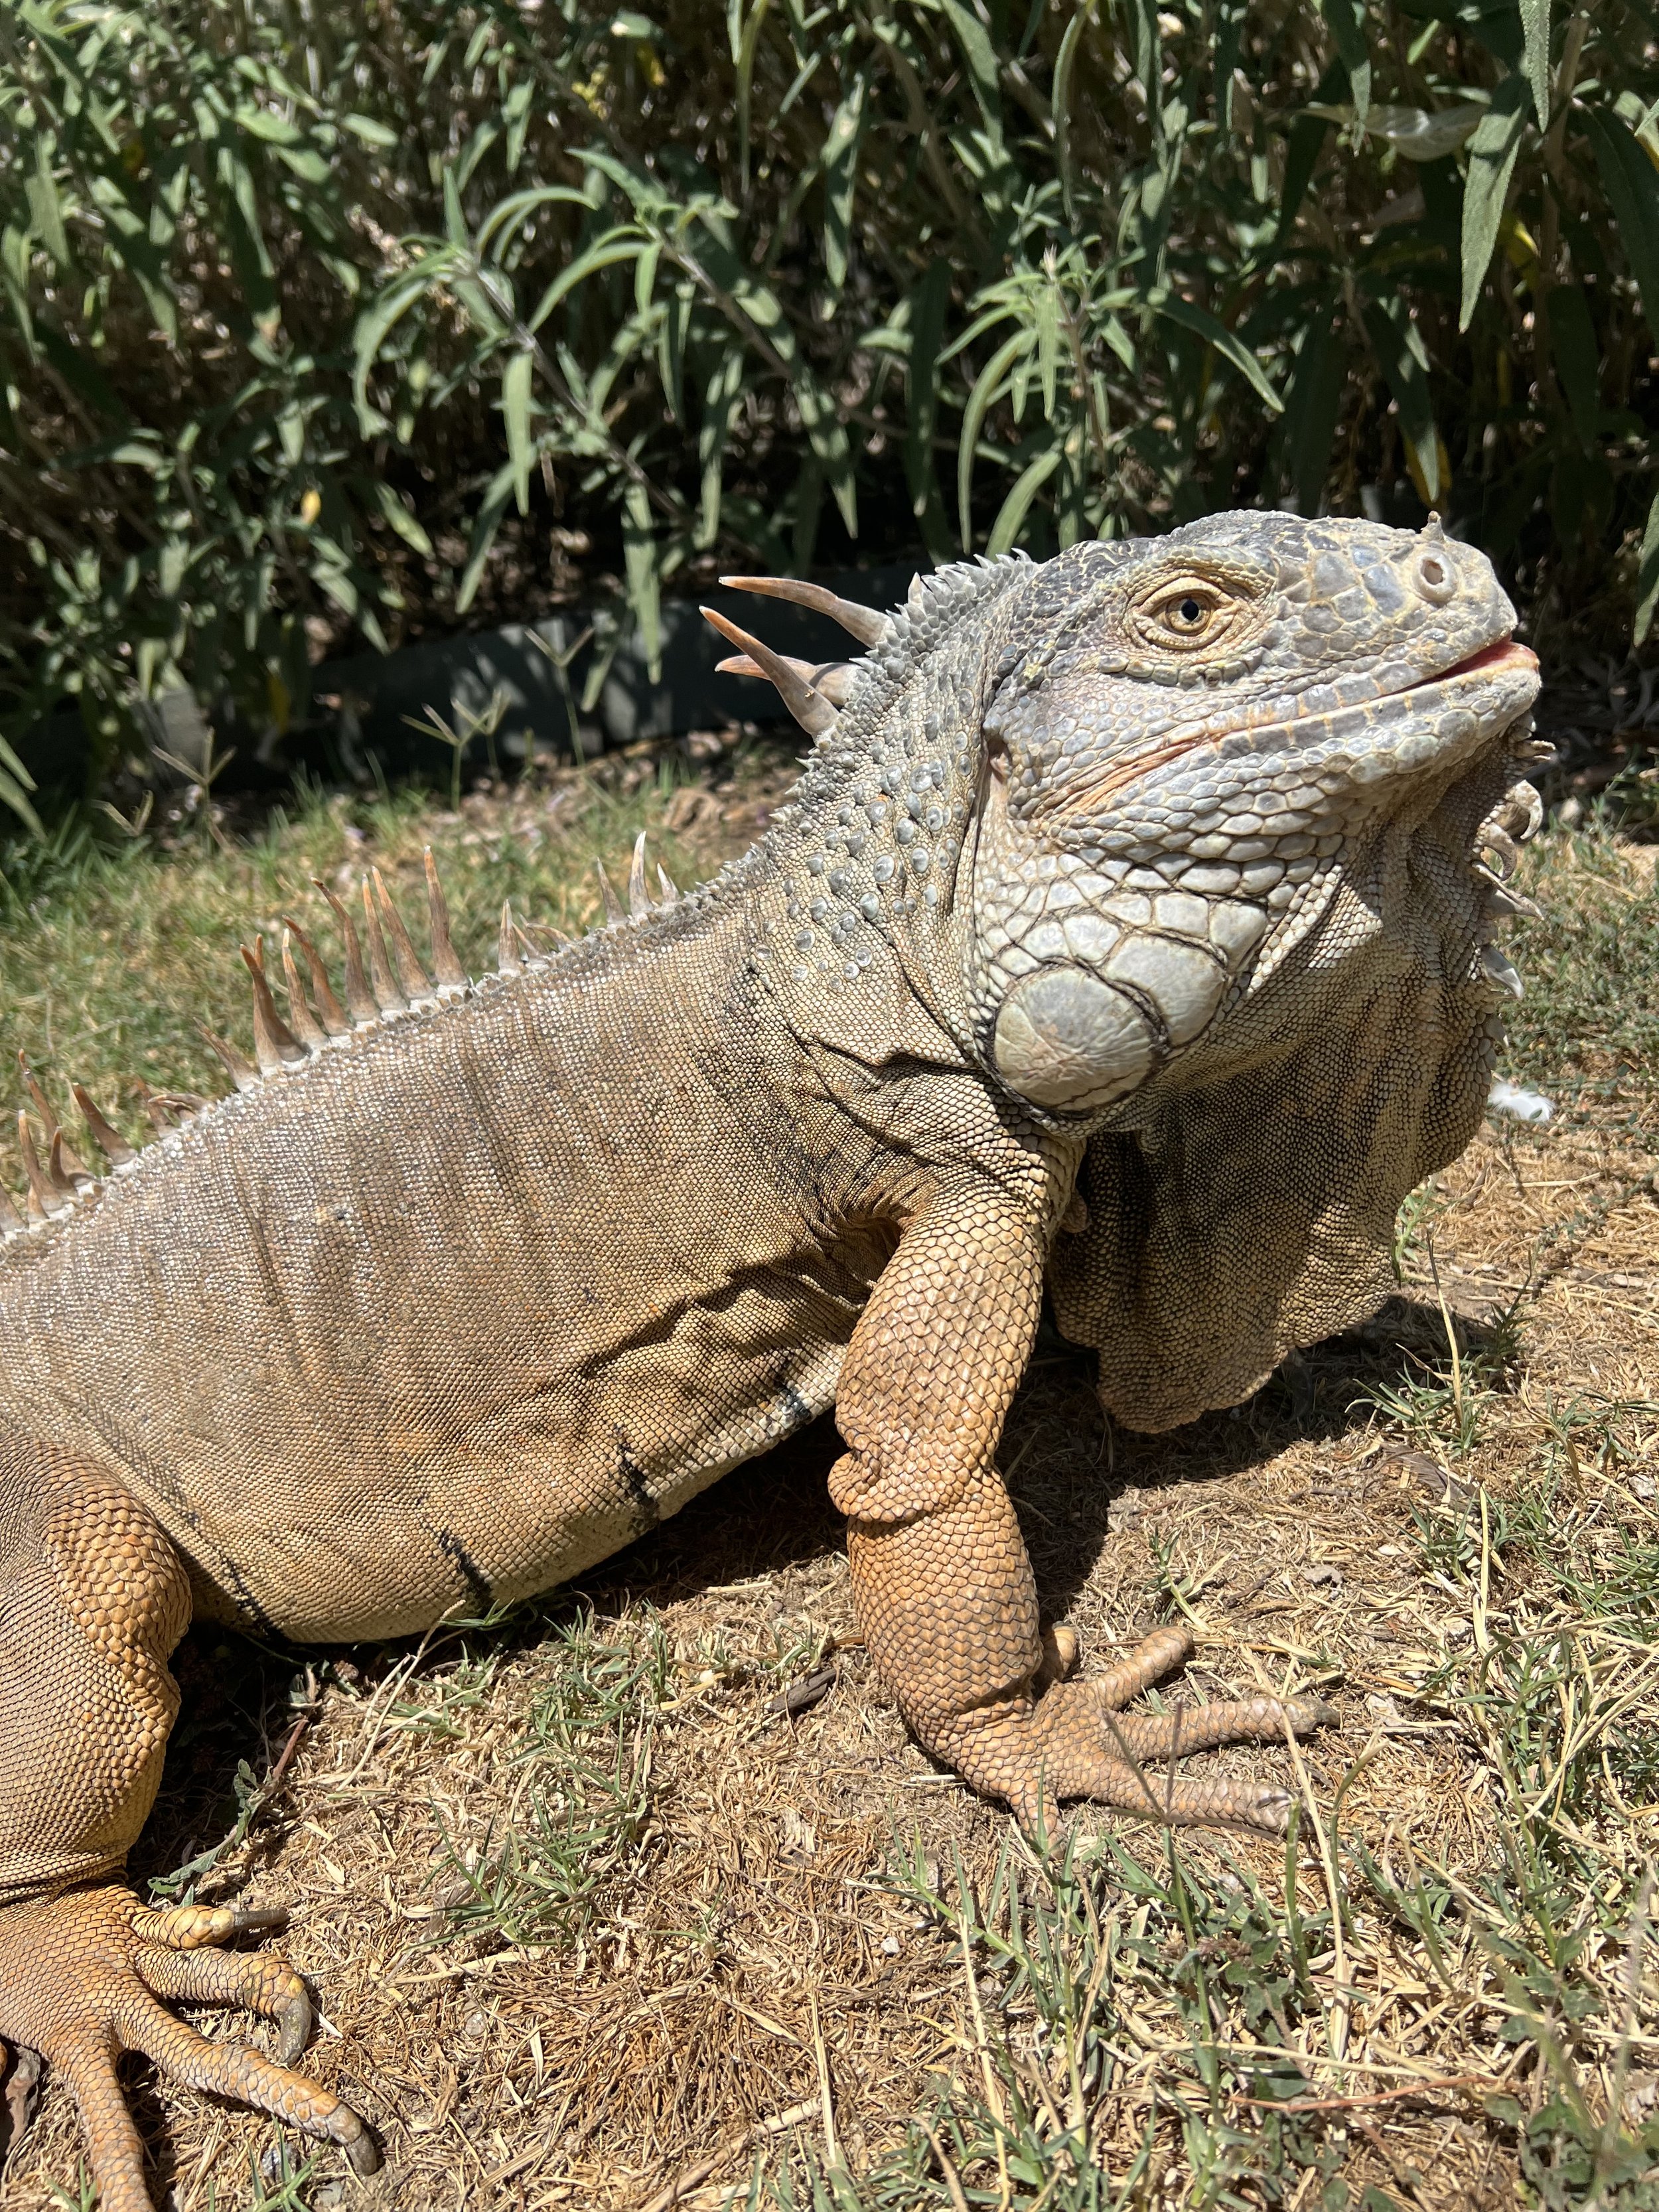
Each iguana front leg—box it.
[833,1188,1331,1832]
[0,1448,377,2211]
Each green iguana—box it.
[0,512,1545,2208]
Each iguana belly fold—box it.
[0,515,1547,2210]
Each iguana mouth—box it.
[1055,634,1537,814]
[1421,636,1538,686]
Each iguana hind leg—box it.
[833,1188,1332,1834]
[0,1445,377,2211]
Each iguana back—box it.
[0,871,890,1642]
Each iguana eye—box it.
[1159,591,1216,636]
[1121,564,1263,659]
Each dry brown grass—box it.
[0,765,1654,2212]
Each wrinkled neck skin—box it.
[746,514,1542,1160]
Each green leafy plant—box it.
[5,0,1659,830]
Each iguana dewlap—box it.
[0,514,1544,2207]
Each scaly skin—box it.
[0,513,1544,2204]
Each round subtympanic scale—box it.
[992,967,1156,1110]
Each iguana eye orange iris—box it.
[1125,573,1245,653]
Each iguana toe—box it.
[1003,1625,1334,1838]
[0,1883,378,2211]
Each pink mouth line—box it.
[1426,636,1540,684]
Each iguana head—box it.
[962,512,1539,1119]
[713,512,1541,1131]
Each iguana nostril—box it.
[1414,550,1455,604]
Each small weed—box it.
[431,1610,664,1953]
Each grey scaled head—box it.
[968,511,1542,1118]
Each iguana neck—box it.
[739,557,1035,1067]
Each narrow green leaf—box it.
[1036,282,1060,421]
[371,480,435,557]
[1054,1,1093,219]
[1281,314,1346,516]
[697,347,745,548]
[794,368,858,536]
[959,329,1033,552]
[476,186,595,262]
[822,76,868,299]
[905,258,953,559]
[1520,0,1551,129]
[622,480,661,681]
[502,348,534,516]
[352,259,456,436]
[234,104,303,145]
[1459,73,1530,331]
[342,113,399,147]
[1583,110,1659,344]
[1277,113,1331,242]
[0,763,41,834]
[443,167,468,250]
[1319,0,1371,133]
[735,0,773,192]
[1546,283,1599,447]
[986,446,1062,556]
[527,234,647,332]
[941,0,1005,138]
[1,224,36,355]
[27,136,70,270]
[1360,296,1445,504]
[457,460,516,613]
[1151,294,1282,413]
[1635,480,1659,644]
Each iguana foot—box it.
[956,1625,1334,1837]
[0,1883,379,2212]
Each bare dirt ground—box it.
[0,756,1654,2212]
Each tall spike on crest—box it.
[313,881,380,1027]
[424,849,469,997]
[136,1080,177,1135]
[72,1084,136,1169]
[657,863,680,904]
[717,575,889,647]
[715,650,857,705]
[48,1130,91,1194]
[200,1025,261,1095]
[17,1114,69,1218]
[498,900,522,979]
[701,609,838,737]
[594,859,626,926]
[17,1053,90,1181]
[373,868,436,1006]
[279,933,329,1054]
[0,1183,23,1236]
[283,916,351,1039]
[360,879,408,1016]
[627,832,652,919]
[241,940,309,1075]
